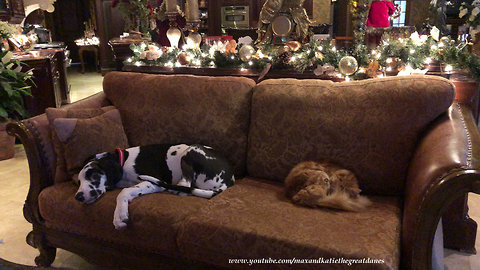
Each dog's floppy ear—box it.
[83,154,97,166]
[96,158,123,189]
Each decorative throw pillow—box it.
[46,106,115,183]
[52,109,129,177]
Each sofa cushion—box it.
[38,182,210,258]
[177,178,401,270]
[102,72,255,176]
[52,109,129,176]
[247,76,455,195]
[45,106,116,183]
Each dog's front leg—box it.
[113,181,165,229]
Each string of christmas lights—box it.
[126,28,480,81]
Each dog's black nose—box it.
[75,192,85,202]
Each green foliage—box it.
[0,51,33,122]
[127,34,480,81]
[118,0,152,33]
[0,21,17,39]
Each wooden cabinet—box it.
[13,49,70,117]
[0,0,25,24]
[94,0,126,74]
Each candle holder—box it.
[166,21,182,48]
[185,26,202,49]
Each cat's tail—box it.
[316,192,372,212]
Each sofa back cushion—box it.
[247,76,455,195]
[103,72,255,176]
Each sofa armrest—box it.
[6,92,110,225]
[402,102,480,269]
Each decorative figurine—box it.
[255,0,312,46]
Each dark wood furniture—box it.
[94,0,126,74]
[78,44,100,73]
[13,49,70,117]
[0,0,25,24]
[109,37,150,71]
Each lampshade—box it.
[166,27,181,48]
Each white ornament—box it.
[238,36,253,46]
[430,26,440,41]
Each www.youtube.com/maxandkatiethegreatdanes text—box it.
[228,257,386,267]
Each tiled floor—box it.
[1,67,480,269]
[0,67,105,269]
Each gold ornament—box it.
[315,51,324,60]
[239,45,256,62]
[338,56,358,76]
[177,53,190,65]
[439,36,450,46]
[285,41,302,52]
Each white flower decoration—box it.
[459,7,468,18]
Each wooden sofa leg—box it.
[26,231,56,266]
[442,194,477,254]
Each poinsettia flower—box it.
[147,1,154,15]
[409,31,427,46]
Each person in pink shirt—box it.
[366,0,396,28]
[366,0,398,47]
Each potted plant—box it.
[0,50,33,160]
[0,21,17,51]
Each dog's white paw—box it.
[113,219,128,230]
[113,205,129,230]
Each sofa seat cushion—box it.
[177,178,401,270]
[38,182,209,257]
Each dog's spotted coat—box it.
[75,144,235,229]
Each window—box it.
[392,0,407,27]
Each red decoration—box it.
[366,1,396,28]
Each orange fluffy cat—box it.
[285,161,371,212]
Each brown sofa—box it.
[7,72,480,269]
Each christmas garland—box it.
[350,0,371,46]
[126,29,480,80]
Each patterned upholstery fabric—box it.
[38,181,210,258]
[38,178,401,269]
[45,105,115,183]
[102,72,256,177]
[177,178,402,270]
[247,76,455,195]
[52,109,129,175]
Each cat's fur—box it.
[284,161,371,212]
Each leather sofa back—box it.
[247,76,455,195]
[103,72,255,176]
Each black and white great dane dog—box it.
[75,144,235,229]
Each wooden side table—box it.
[78,44,99,73]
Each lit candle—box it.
[166,0,177,13]
[186,0,199,22]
